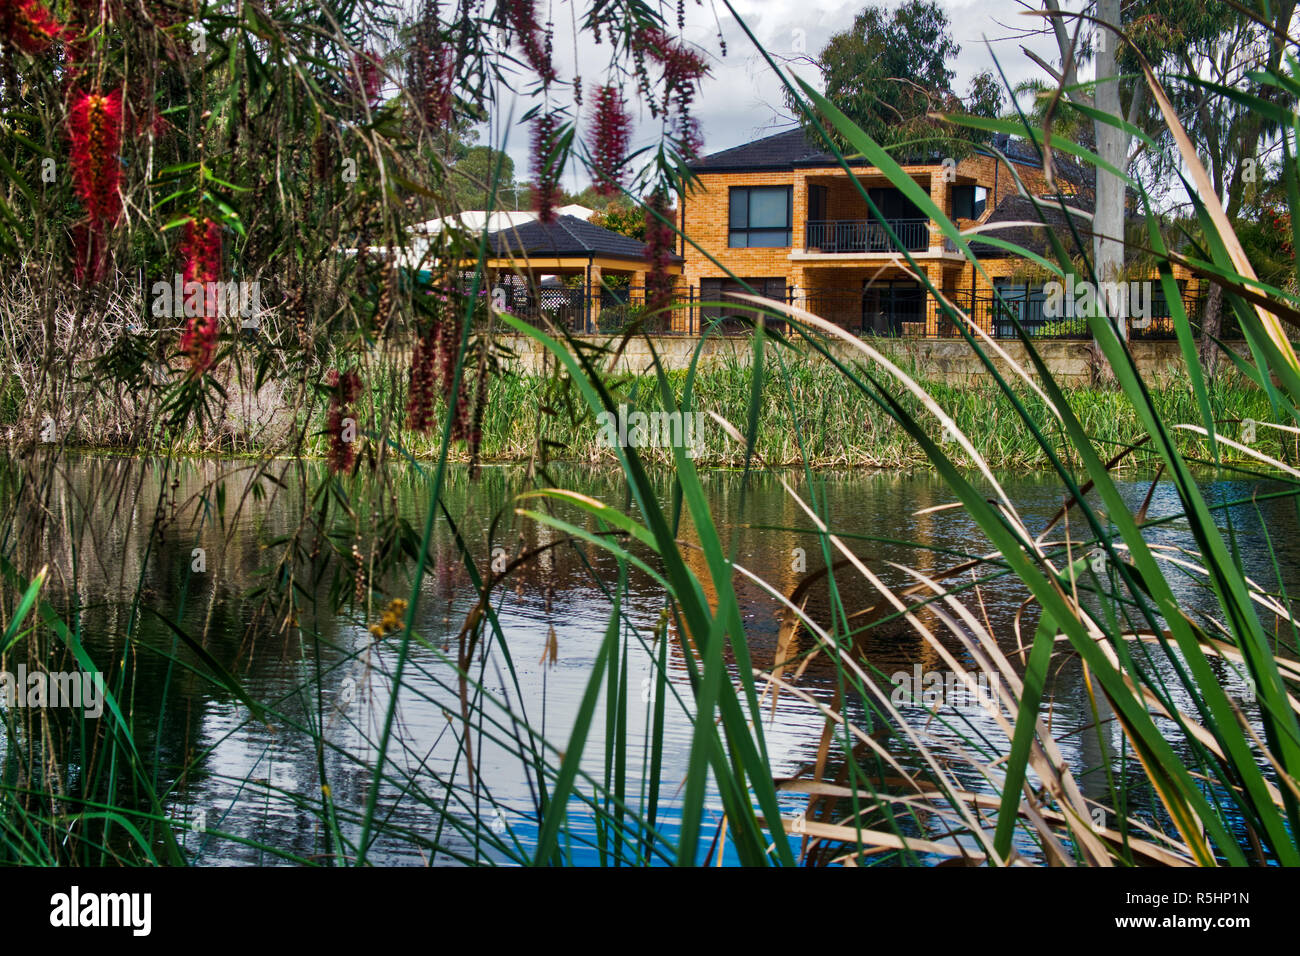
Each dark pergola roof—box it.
[688,128,1049,174]
[486,215,682,264]
[963,192,1157,260]
[966,194,1090,258]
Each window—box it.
[729,187,792,248]
[862,280,924,336]
[952,185,988,220]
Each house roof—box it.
[412,205,595,235]
[688,127,1048,173]
[486,215,682,263]
[967,193,1099,259]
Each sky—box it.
[479,0,1082,198]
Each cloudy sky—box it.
[483,0,1085,196]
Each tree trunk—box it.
[1093,0,1127,343]
[1199,281,1225,381]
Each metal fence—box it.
[804,218,930,254]
[494,282,1210,340]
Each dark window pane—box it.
[952,185,974,220]
[744,228,789,248]
[729,190,748,229]
[728,230,748,248]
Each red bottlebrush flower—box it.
[411,38,454,127]
[644,190,676,316]
[636,26,709,116]
[3,0,65,55]
[530,111,562,224]
[351,50,383,109]
[325,369,363,473]
[180,215,221,285]
[503,0,555,85]
[68,88,123,227]
[177,216,223,375]
[590,85,632,198]
[672,113,703,162]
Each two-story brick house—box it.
[675,127,1194,338]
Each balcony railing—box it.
[804,218,930,254]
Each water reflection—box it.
[1,454,1295,864]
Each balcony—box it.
[804,218,930,254]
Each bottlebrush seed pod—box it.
[590,85,631,198]
[312,130,333,181]
[375,267,394,333]
[3,0,65,55]
[405,329,438,433]
[325,369,362,473]
[68,88,124,228]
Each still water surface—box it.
[12,455,1296,864]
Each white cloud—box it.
[478,0,1080,195]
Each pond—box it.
[2,454,1294,865]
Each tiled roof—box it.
[688,128,1050,172]
[967,193,1102,259]
[486,215,681,263]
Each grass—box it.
[8,357,1288,471]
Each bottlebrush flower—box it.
[177,216,223,375]
[181,216,221,285]
[325,369,362,473]
[644,190,676,315]
[351,50,383,109]
[503,0,555,85]
[411,39,454,127]
[3,0,65,55]
[68,88,123,227]
[636,26,708,115]
[406,329,438,434]
[409,4,454,130]
[530,111,562,224]
[406,284,472,437]
[590,85,631,198]
[672,113,703,162]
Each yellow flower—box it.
[369,623,385,639]
[381,611,398,631]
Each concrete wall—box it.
[490,333,1243,386]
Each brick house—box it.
[675,127,1197,337]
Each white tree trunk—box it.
[1093,0,1128,340]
